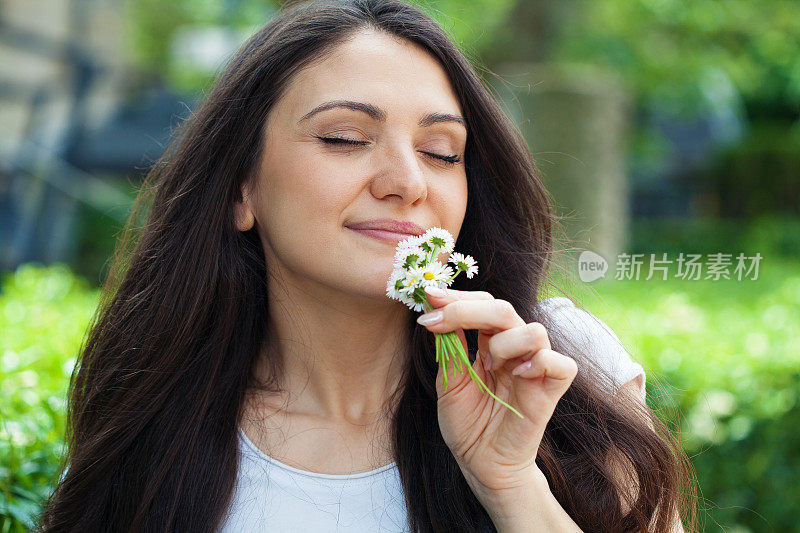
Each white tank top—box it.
[218,296,647,532]
[218,427,408,532]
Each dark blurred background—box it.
[1,1,798,531]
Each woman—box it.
[40,0,696,531]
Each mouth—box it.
[345,218,425,243]
[347,227,418,244]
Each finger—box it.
[494,350,578,460]
[416,298,526,335]
[476,332,492,367]
[423,285,494,309]
[486,321,552,371]
[511,348,578,382]
[426,287,497,361]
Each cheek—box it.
[437,174,468,232]
[255,159,359,246]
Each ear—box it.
[234,185,255,232]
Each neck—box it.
[257,265,411,428]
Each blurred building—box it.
[0,0,189,274]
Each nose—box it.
[369,141,428,204]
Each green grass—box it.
[0,264,100,532]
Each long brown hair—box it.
[39,0,696,531]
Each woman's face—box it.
[239,29,469,302]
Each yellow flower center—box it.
[407,278,417,286]
[423,272,435,280]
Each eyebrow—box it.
[298,99,467,130]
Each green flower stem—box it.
[422,300,524,419]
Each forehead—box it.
[275,29,463,122]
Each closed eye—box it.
[315,136,461,165]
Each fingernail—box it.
[512,360,532,376]
[417,309,443,325]
[424,285,446,297]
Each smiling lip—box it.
[348,227,420,243]
[346,219,425,237]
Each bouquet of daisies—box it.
[386,227,523,419]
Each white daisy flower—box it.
[393,245,427,270]
[397,266,425,296]
[441,263,456,285]
[386,226,474,312]
[396,234,422,249]
[418,227,455,254]
[412,260,452,289]
[448,252,479,279]
[403,291,428,311]
[386,268,409,301]
[393,269,426,311]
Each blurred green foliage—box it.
[0,265,99,532]
[551,0,800,119]
[2,260,799,531]
[125,0,278,92]
[125,0,800,124]
[72,203,127,285]
[124,0,517,94]
[688,122,800,218]
[630,215,800,259]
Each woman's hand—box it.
[417,286,579,505]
